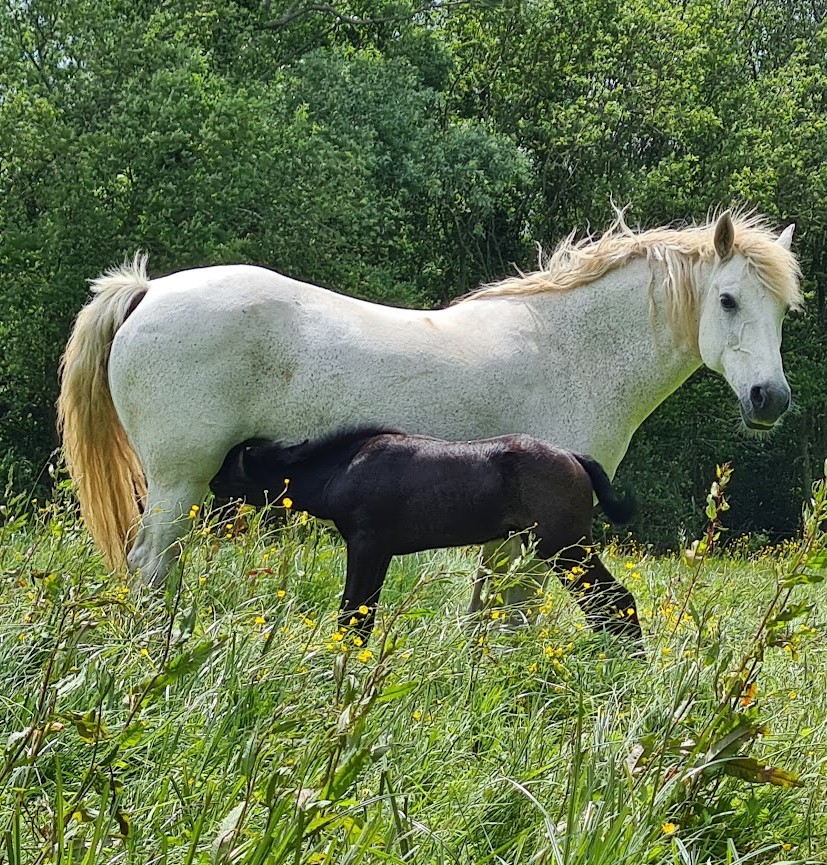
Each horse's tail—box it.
[573,454,636,524]
[56,254,150,569]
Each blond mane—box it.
[457,210,803,348]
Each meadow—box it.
[1,467,826,865]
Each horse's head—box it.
[697,211,798,430]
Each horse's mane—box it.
[273,426,401,466]
[455,208,803,349]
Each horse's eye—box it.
[720,293,737,310]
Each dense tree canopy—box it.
[1,0,825,547]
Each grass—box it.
[1,470,826,865]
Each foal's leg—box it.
[570,554,642,641]
[339,536,392,643]
[544,539,642,643]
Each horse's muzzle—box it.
[741,381,791,429]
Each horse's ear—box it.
[777,223,795,251]
[713,210,735,261]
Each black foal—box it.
[211,428,641,643]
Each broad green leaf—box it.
[375,682,417,703]
[722,756,803,788]
[66,710,109,744]
[139,638,226,702]
[211,801,246,863]
[767,603,813,631]
[118,721,146,749]
[702,717,762,766]
[323,747,371,800]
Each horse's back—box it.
[106,265,320,465]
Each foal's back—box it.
[327,433,593,553]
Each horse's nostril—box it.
[750,385,767,410]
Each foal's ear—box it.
[713,210,735,261]
[776,223,795,251]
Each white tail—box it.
[57,254,150,569]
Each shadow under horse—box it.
[211,428,641,645]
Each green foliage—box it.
[0,467,826,862]
[1,0,826,540]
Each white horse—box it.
[58,210,801,607]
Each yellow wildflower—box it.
[352,636,364,647]
[740,682,757,708]
[662,822,678,835]
[282,497,293,509]
[255,615,267,626]
[358,604,370,616]
[302,617,315,628]
[276,589,286,599]
[357,649,373,663]
[188,504,199,520]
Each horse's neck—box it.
[602,262,702,424]
[515,258,702,468]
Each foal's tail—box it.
[573,454,636,524]
[56,254,150,569]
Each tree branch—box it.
[261,0,479,32]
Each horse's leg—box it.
[500,553,547,625]
[469,537,546,627]
[468,540,504,614]
[469,537,528,614]
[338,536,392,643]
[127,471,213,589]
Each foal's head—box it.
[211,439,282,503]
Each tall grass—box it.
[1,466,826,864]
